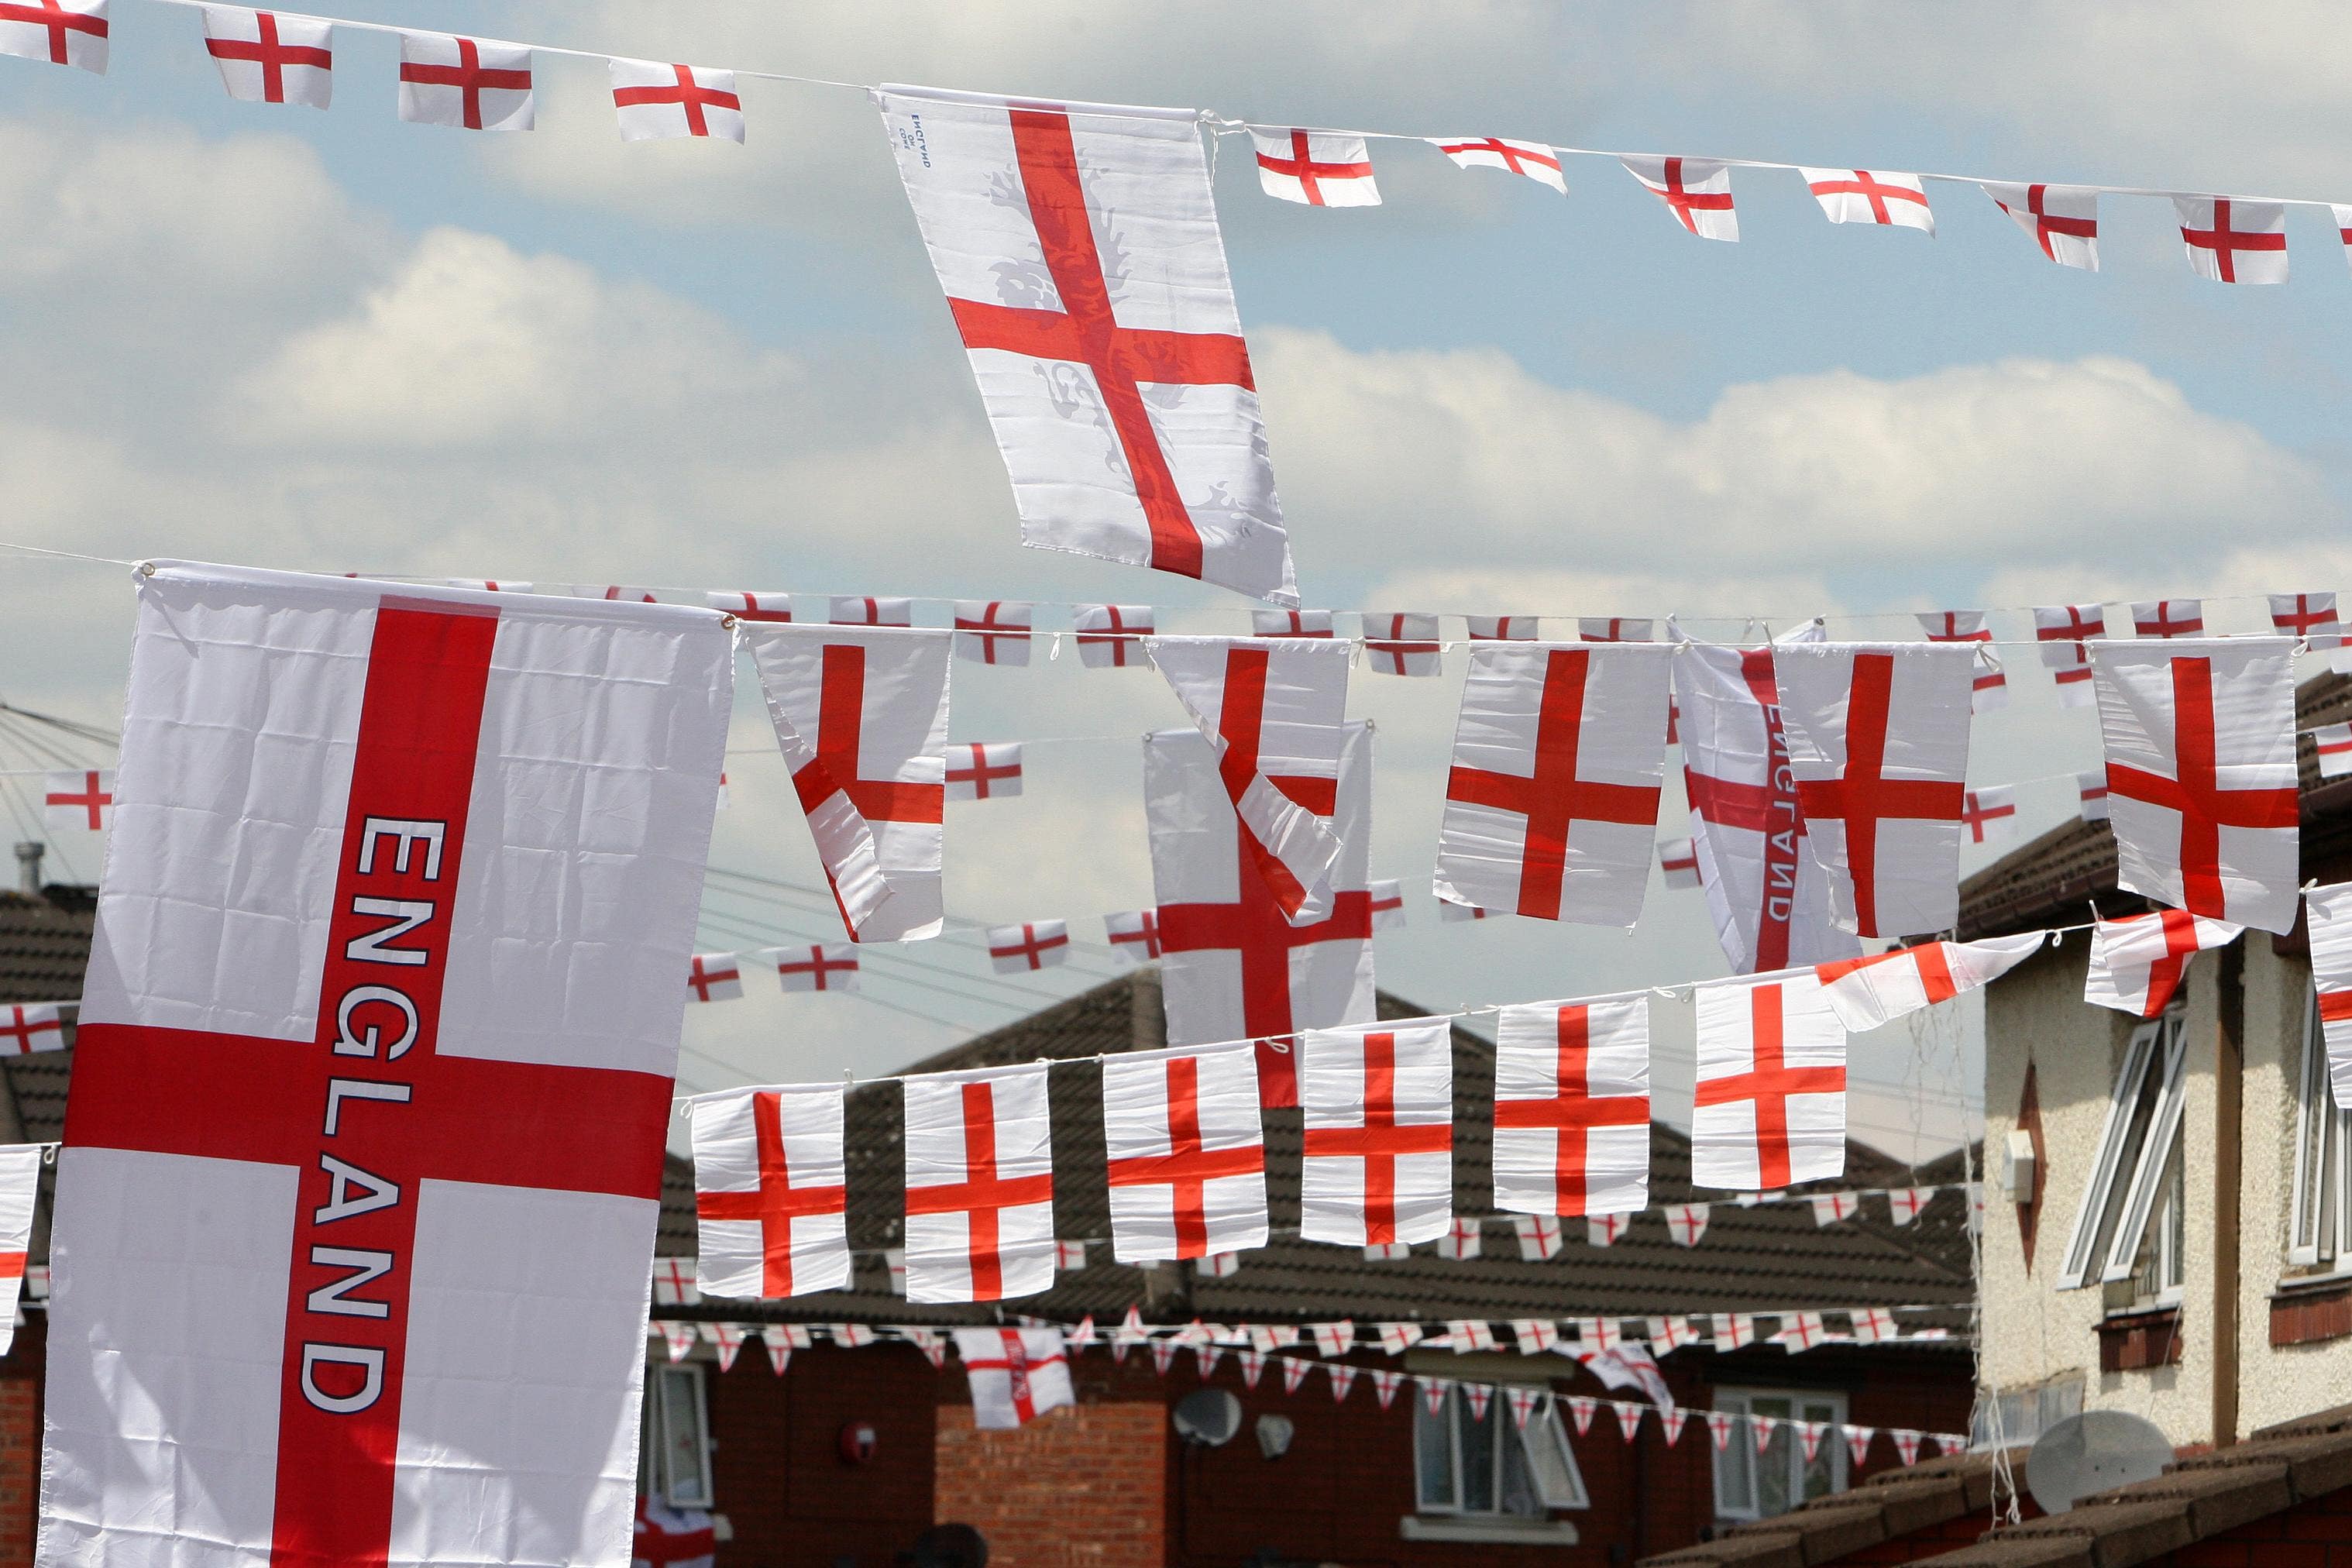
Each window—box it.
[2291,989,2352,1273]
[1413,1387,1587,1518]
[1712,1389,1846,1522]
[2055,1013,2188,1296]
[1971,1377,2083,1450]
[643,1362,714,1508]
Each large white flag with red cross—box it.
[1690,972,1848,1189]
[903,1062,1055,1304]
[954,1326,1075,1429]
[2304,884,2352,1107]
[2083,908,2242,1018]
[1147,723,1375,1109]
[1673,630,1859,975]
[2092,638,2299,934]
[1298,1021,1453,1247]
[1814,934,2046,1033]
[1147,636,1351,924]
[1100,1041,1267,1261]
[0,1144,36,1356]
[746,624,950,943]
[1435,642,1670,924]
[1491,995,1649,1218]
[876,86,1298,605]
[689,1083,850,1299]
[1774,642,1976,939]
[43,564,731,1568]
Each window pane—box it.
[2089,1039,2168,1271]
[1753,1396,1795,1518]
[1415,1392,1456,1511]
[1498,1405,1541,1518]
[1458,1393,1498,1513]
[1525,1401,1590,1511]
[1800,1401,1840,1501]
[655,1366,711,1508]
[2299,995,2333,1260]
[1713,1396,1756,1518]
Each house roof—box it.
[0,886,95,1147]
[1958,669,2352,939]
[658,968,1979,1330]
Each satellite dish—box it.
[1172,1389,1244,1446]
[2027,1410,2175,1514]
[1254,1412,1295,1460]
[910,1523,989,1568]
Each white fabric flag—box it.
[1621,156,1738,240]
[1917,610,2010,714]
[1800,167,1934,232]
[0,0,103,70]
[877,87,1297,604]
[945,741,1023,802]
[1298,1020,1453,1246]
[1673,629,1860,974]
[1774,642,1976,939]
[1103,910,1162,966]
[1100,1042,1267,1261]
[1491,995,1649,1218]
[0,1145,36,1354]
[0,1002,65,1054]
[985,920,1071,974]
[686,952,741,1002]
[1658,837,1700,889]
[1147,636,1351,923]
[1248,127,1380,206]
[608,57,741,143]
[1435,643,1670,924]
[903,1062,1056,1304]
[707,590,791,623]
[829,596,911,627]
[2306,884,2352,1108]
[2034,603,2107,707]
[1962,786,2018,848]
[1074,604,1153,667]
[1690,971,1848,1189]
[746,624,951,942]
[1361,612,1442,677]
[2084,908,2244,1018]
[2173,196,2288,284]
[1981,182,2099,269]
[2079,770,2112,822]
[1368,879,1407,930]
[2132,600,2206,638]
[952,600,1033,665]
[1814,934,2045,1032]
[765,944,859,993]
[202,6,331,106]
[954,1327,1075,1429]
[1428,136,1566,193]
[45,564,731,1568]
[689,1084,850,1298]
[2092,638,2299,933]
[2310,724,2352,780]
[2269,592,2343,649]
[398,31,533,130]
[41,770,112,831]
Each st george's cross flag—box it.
[767,944,860,992]
[955,1327,1075,1429]
[201,6,332,107]
[945,741,1023,802]
[397,31,533,131]
[1690,971,1848,1189]
[607,58,743,144]
[903,1062,1056,1304]
[1621,156,1739,240]
[746,623,951,943]
[1100,1041,1268,1261]
[2083,908,2243,1019]
[1981,183,2100,270]
[1297,1021,1453,1247]
[2173,197,2289,284]
[633,1499,716,1568]
[1434,643,1672,924]
[2034,603,2107,707]
[2303,884,2352,1107]
[1814,934,2046,1033]
[1427,136,1566,194]
[1148,635,1352,923]
[0,1002,65,1054]
[1147,724,1375,1108]
[1800,167,1934,233]
[2270,591,2344,649]
[1491,995,1649,1218]
[1773,642,1975,939]
[43,563,732,1568]
[2092,638,2300,934]
[0,1144,36,1355]
[1916,609,2009,713]
[41,770,112,831]
[689,1083,851,1298]
[0,0,104,70]
[877,86,1298,605]
[1361,613,1442,678]
[1673,628,1859,975]
[1074,603,1153,667]
[1249,127,1380,207]
[952,600,1033,665]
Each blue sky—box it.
[2,0,2347,1158]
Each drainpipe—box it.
[2212,943,2244,1449]
[12,843,40,899]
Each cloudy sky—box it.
[5,0,2349,1160]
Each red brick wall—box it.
[935,1400,1165,1567]
[0,1319,41,1568]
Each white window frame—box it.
[1711,1387,1848,1522]
[646,1360,714,1508]
[1412,1387,1587,1518]
[2056,1015,2186,1291]
[2290,989,2352,1273]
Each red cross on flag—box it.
[1663,1202,1711,1246]
[1848,1307,1898,1345]
[1620,156,1738,241]
[1892,1429,1926,1465]
[1648,1312,1701,1351]
[829,596,911,627]
[707,590,792,622]
[2132,599,2206,638]
[1071,604,1151,669]
[1960,786,2018,847]
[0,0,103,70]
[946,741,1023,801]
[46,565,731,1566]
[1102,1041,1267,1260]
[1916,609,2008,713]
[609,57,742,143]
[1776,1312,1830,1353]
[1469,614,1539,641]
[1104,909,1162,965]
[2092,638,2300,931]
[1886,1185,1933,1225]
[1298,1021,1453,1246]
[699,1320,746,1371]
[2173,196,2288,284]
[0,1145,34,1354]
[2337,205,2352,267]
[42,769,112,830]
[201,6,330,106]
[1658,837,1701,890]
[686,952,742,1002]
[1309,1319,1353,1357]
[1436,644,1672,923]
[635,1496,717,1568]
[1712,1312,1758,1350]
[2078,770,2111,822]
[2085,907,2244,1017]
[0,1002,64,1054]
[1981,182,2099,270]
[765,944,859,992]
[1814,934,2046,1033]
[1776,641,1975,939]
[1691,971,1847,1189]
[2034,603,2107,707]
[2305,885,2352,1107]
[1254,608,1335,638]
[955,1326,1074,1429]
[1439,900,1491,923]
[1492,995,1649,1219]
[1369,1367,1406,1405]
[2271,591,2344,649]
[952,600,1033,665]
[1511,1214,1563,1260]
[1808,1191,1859,1226]
[903,1062,1055,1303]
[1427,136,1566,194]
[1367,879,1407,930]
[445,579,531,594]
[398,32,532,130]
[1249,127,1380,207]
[1587,1212,1628,1246]
[1150,636,1352,923]
[748,624,950,942]
[1329,1363,1360,1403]
[1147,720,1375,1107]
[1363,612,1442,677]
[879,89,1296,604]
[1674,631,1860,975]
[1435,1216,1482,1260]
[650,1256,698,1306]
[1580,617,1654,645]
[986,920,1070,973]
[689,1084,849,1298]
[1800,167,1934,233]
